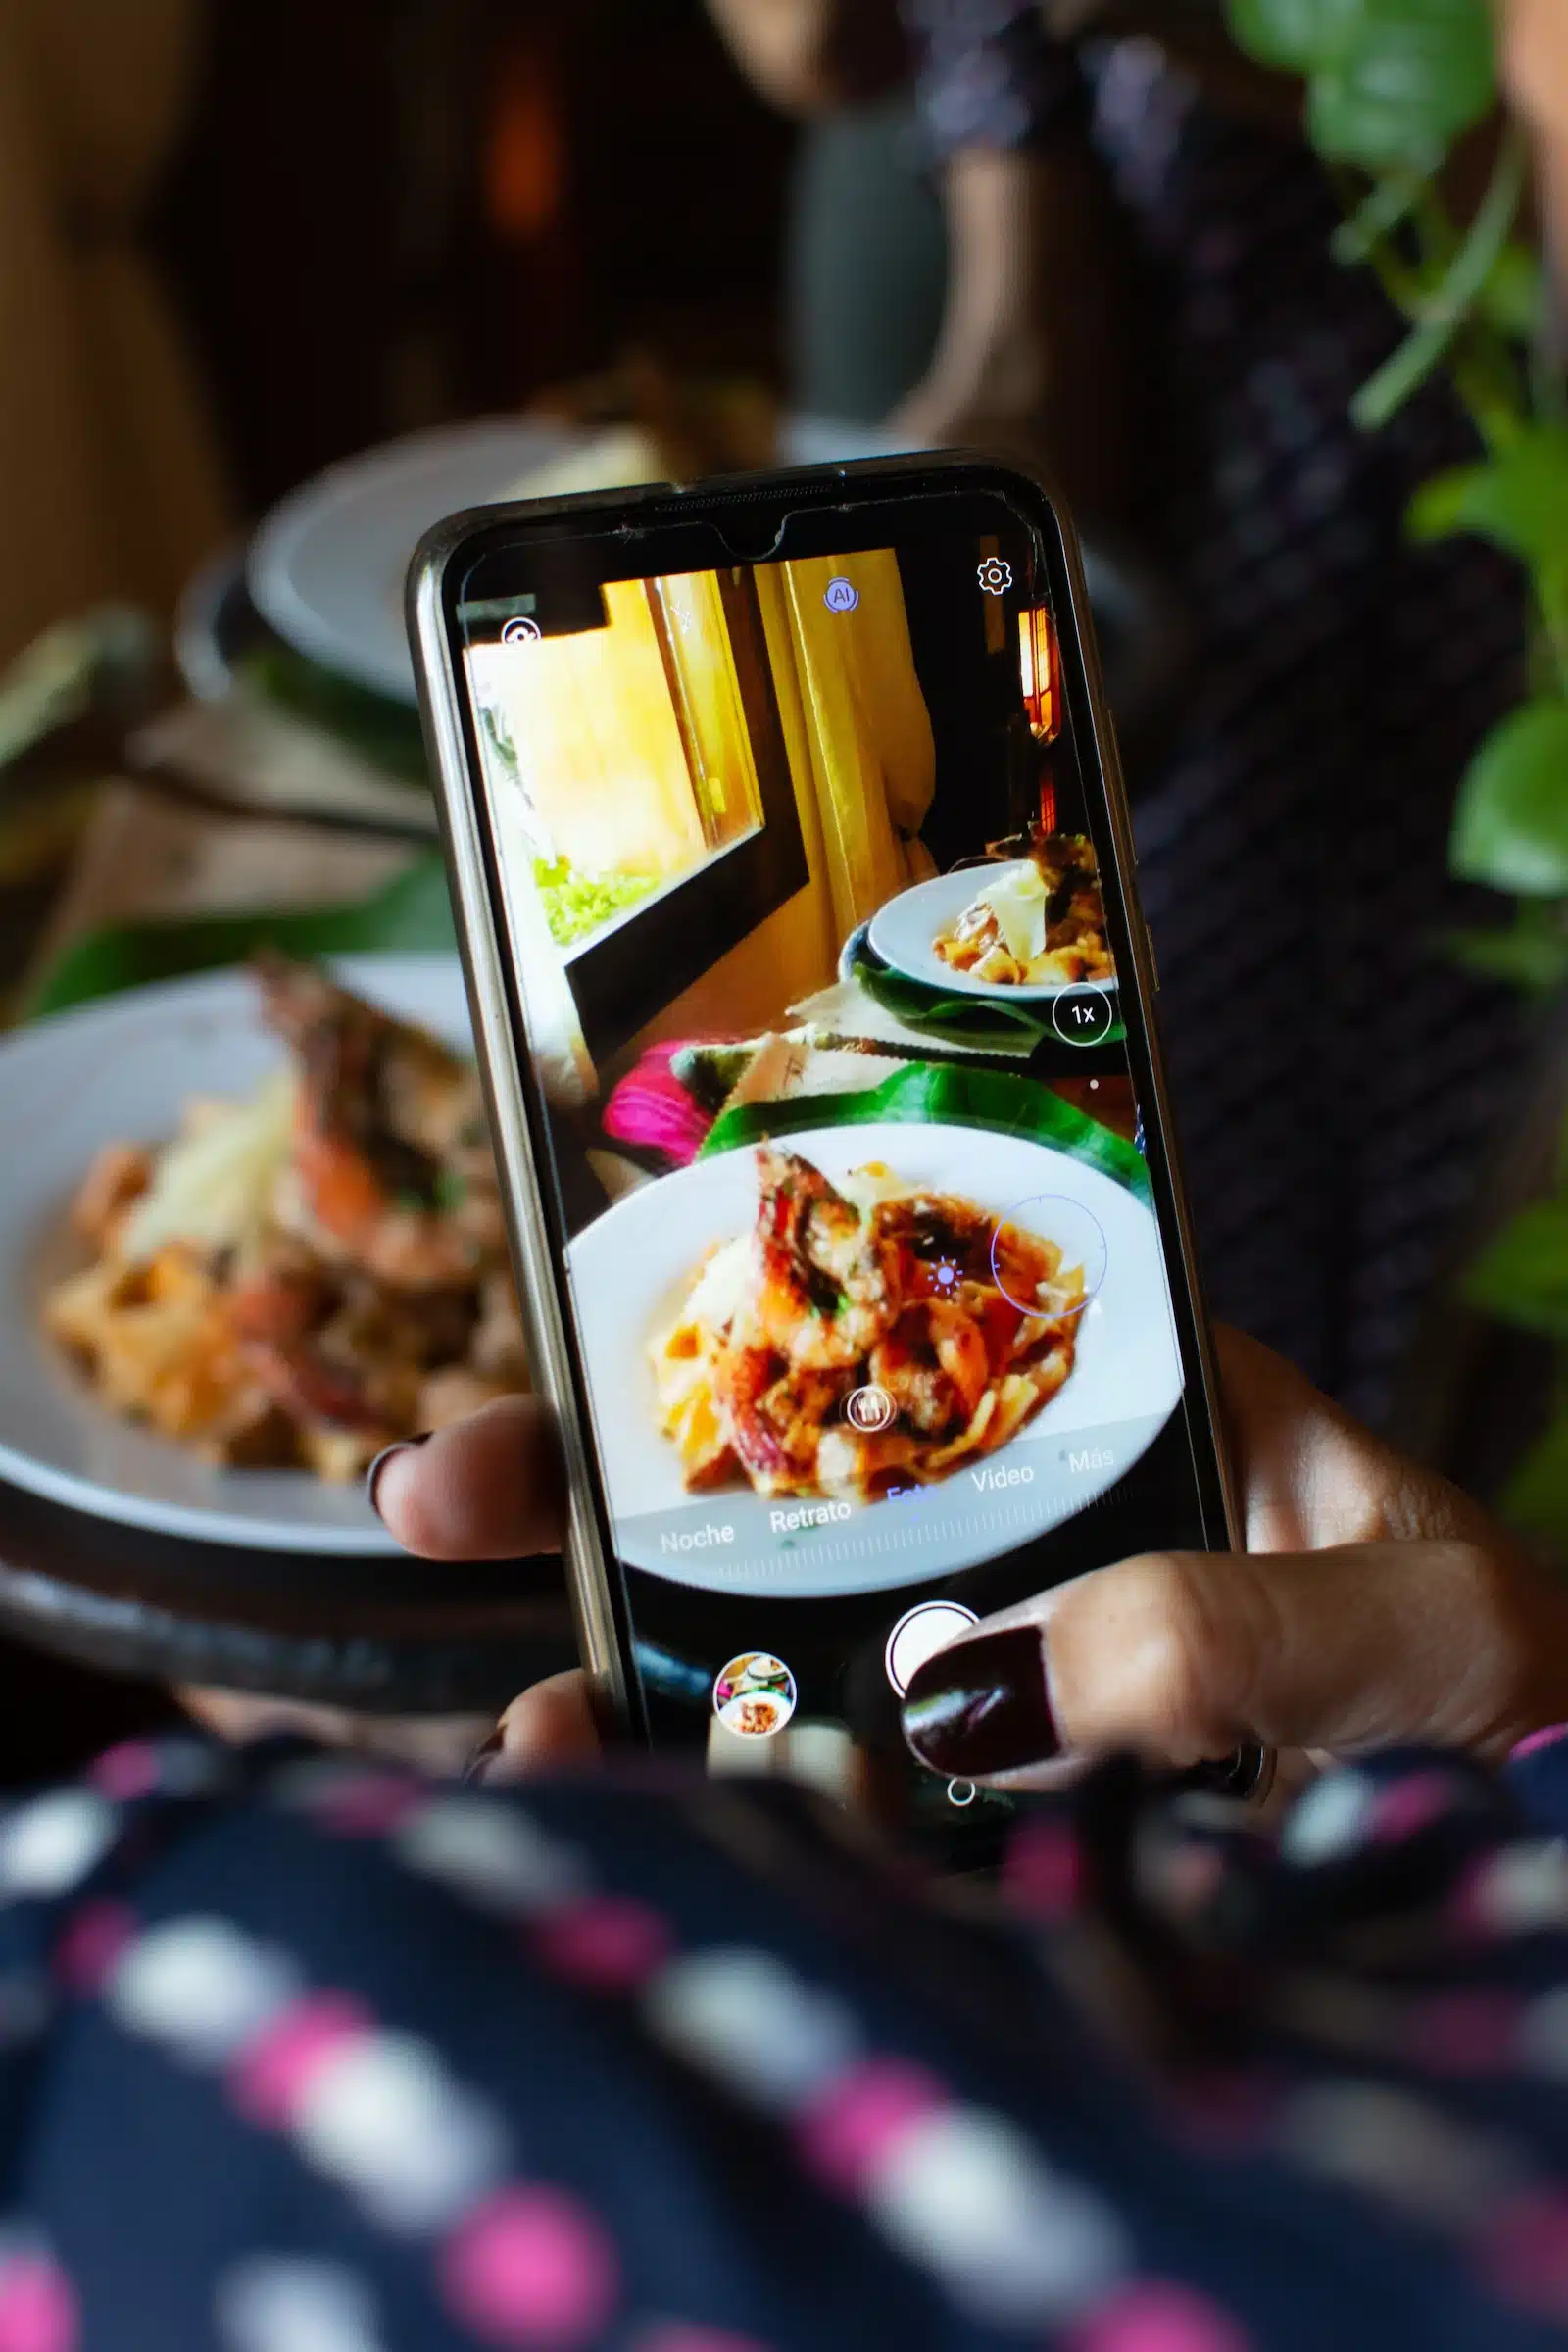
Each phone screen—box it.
[443,478,1233,1859]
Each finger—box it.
[1211,1326,1498,1556]
[179,1687,490,1775]
[901,1538,1568,1783]
[469,1671,602,1785]
[371,1396,564,1560]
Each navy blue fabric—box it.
[0,1737,1564,2346]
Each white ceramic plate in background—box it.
[868,865,1120,1004]
[246,414,913,707]
[0,956,471,1554]
[248,418,585,704]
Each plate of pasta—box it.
[0,955,528,1553]
[566,1121,1184,1595]
[869,837,1117,1000]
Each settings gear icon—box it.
[976,557,1013,596]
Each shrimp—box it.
[254,954,486,1290]
[716,1343,845,1493]
[217,1246,380,1434]
[225,1260,328,1347]
[236,1337,386,1432]
[748,1148,897,1370]
[869,1299,989,1436]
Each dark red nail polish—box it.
[366,1433,429,1520]
[901,1626,1058,1777]
[461,1724,504,1785]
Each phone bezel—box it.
[408,453,1249,1771]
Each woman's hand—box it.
[371,1332,1568,1788]
[901,1329,1568,1785]
[178,1399,577,1777]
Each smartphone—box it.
[410,455,1263,1866]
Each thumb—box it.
[901,1540,1568,1783]
[465,1670,603,1786]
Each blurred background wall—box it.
[0,0,800,655]
[151,0,794,519]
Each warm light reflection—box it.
[486,39,564,242]
[466,577,773,969]
[1018,604,1059,744]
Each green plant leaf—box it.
[23,855,456,1021]
[1409,426,1568,565]
[1304,0,1496,172]
[1442,921,1568,992]
[1476,245,1547,341]
[1502,1414,1568,1537]
[0,608,156,772]
[1331,171,1424,266]
[1462,1198,1568,1339]
[1351,128,1526,429]
[240,645,430,786]
[1450,702,1568,895]
[1227,0,1356,73]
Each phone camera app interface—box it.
[458,515,1214,1826]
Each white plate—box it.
[246,413,916,708]
[566,1122,1182,1597]
[868,864,1119,1003]
[0,956,473,1554]
[248,418,585,705]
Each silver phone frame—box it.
[408,454,1254,1778]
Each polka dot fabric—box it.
[0,1736,1562,2344]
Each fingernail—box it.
[366,1434,429,1520]
[461,1724,504,1786]
[1176,1744,1270,1803]
[901,1626,1058,1777]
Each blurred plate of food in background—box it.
[243,383,907,711]
[868,842,1118,1003]
[231,386,1180,822]
[247,417,589,707]
[0,954,528,1554]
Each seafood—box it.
[257,953,505,1290]
[869,1298,990,1435]
[748,1145,897,1370]
[650,1148,1083,1503]
[45,959,527,1482]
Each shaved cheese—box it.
[503,426,667,503]
[836,1162,917,1216]
[681,1235,754,1335]
[120,1069,295,1265]
[975,863,1047,966]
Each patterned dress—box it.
[903,3,1527,1422]
[0,1732,1566,2346]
